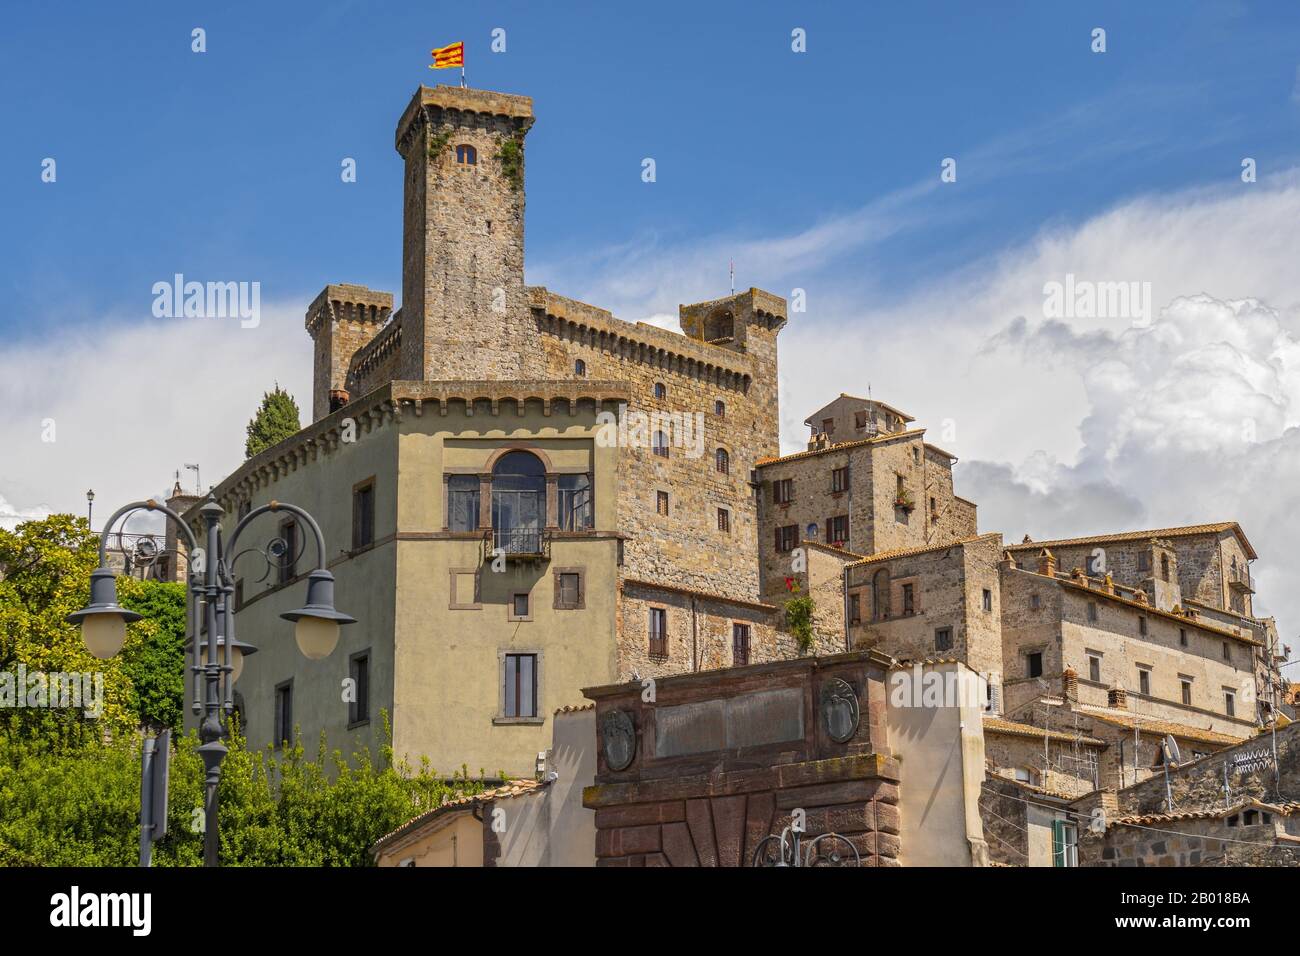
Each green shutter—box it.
[1051,819,1066,867]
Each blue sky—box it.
[5,0,1299,336]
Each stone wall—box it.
[582,652,900,866]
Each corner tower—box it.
[394,85,538,382]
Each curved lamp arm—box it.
[96,499,200,567]
[221,500,328,584]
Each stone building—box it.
[184,82,1285,810]
[188,85,792,777]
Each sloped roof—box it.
[1074,706,1247,746]
[846,532,1002,569]
[1109,798,1300,830]
[370,779,545,857]
[1006,522,1257,560]
[983,715,1106,748]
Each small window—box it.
[826,515,848,545]
[902,583,915,615]
[1030,593,1041,610]
[349,652,370,726]
[1088,655,1101,683]
[554,570,583,610]
[1225,690,1236,717]
[1243,809,1259,826]
[649,608,668,659]
[1227,814,1239,827]
[1181,679,1192,706]
[456,144,477,165]
[352,480,375,550]
[1179,628,1188,647]
[656,491,669,516]
[1138,616,1148,636]
[574,359,587,377]
[930,496,938,522]
[717,508,730,533]
[715,448,730,475]
[274,680,293,747]
[1027,652,1043,678]
[1222,642,1231,662]
[503,653,537,718]
[510,591,532,621]
[1087,602,1098,623]
[821,417,835,435]
[715,400,725,417]
[1138,669,1151,696]
[912,447,921,464]
[1160,553,1170,582]
[654,382,667,400]
[772,479,794,504]
[652,431,669,458]
[278,519,298,584]
[935,627,953,652]
[831,467,848,493]
[848,594,861,625]
[732,623,750,666]
[775,525,798,552]
[982,588,993,612]
[854,410,867,429]
[1138,551,1151,572]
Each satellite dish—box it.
[1162,734,1182,766]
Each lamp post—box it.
[86,489,94,529]
[67,494,354,867]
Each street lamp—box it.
[86,489,95,529]
[66,493,354,866]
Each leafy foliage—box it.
[785,594,816,654]
[496,136,524,191]
[117,579,187,732]
[0,515,138,739]
[0,713,487,867]
[244,385,301,460]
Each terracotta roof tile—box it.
[983,715,1106,747]
[370,779,545,856]
[1110,798,1300,830]
[846,532,1002,569]
[1074,707,1247,746]
[1006,522,1257,560]
[756,428,926,466]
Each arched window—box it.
[574,359,586,377]
[715,448,729,475]
[872,568,891,621]
[653,382,667,400]
[456,144,477,165]
[492,451,545,553]
[652,431,669,458]
[715,400,725,417]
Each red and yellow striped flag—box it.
[429,41,464,69]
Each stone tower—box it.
[394,85,540,382]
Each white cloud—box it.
[0,304,311,537]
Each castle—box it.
[184,85,1287,794]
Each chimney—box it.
[1063,667,1079,702]
[1037,548,1056,576]
[1107,686,1127,710]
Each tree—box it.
[0,515,138,741]
[117,578,187,732]
[244,385,301,459]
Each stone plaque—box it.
[655,688,804,758]
[820,678,860,744]
[601,710,637,772]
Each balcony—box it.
[1228,566,1254,593]
[483,527,551,562]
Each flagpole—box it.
[461,65,466,89]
